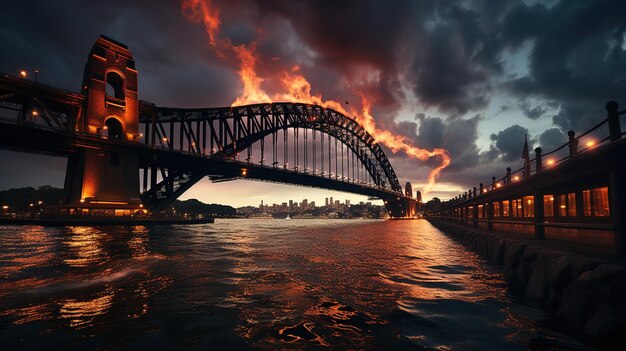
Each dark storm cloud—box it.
[538,128,567,151]
[518,101,547,120]
[504,0,626,133]
[2,0,626,194]
[489,125,531,163]
[0,0,237,107]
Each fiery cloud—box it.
[181,0,450,194]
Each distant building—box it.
[416,190,422,203]
[289,200,293,208]
[330,197,334,207]
[346,199,350,206]
[260,200,264,209]
[325,197,329,207]
[405,182,413,198]
[335,200,340,207]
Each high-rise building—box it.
[289,200,293,208]
[335,200,340,207]
[346,199,350,206]
[416,191,423,204]
[260,200,264,209]
[325,197,329,207]
[405,182,413,198]
[330,197,334,207]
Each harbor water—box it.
[0,219,591,350]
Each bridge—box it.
[0,36,419,218]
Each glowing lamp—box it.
[2,205,8,210]
[32,110,38,116]
[586,141,595,147]
[20,70,27,78]
[242,169,247,176]
[139,204,143,208]
[513,176,520,181]
[547,159,555,165]
[496,183,502,188]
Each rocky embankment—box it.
[429,220,626,348]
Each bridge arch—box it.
[140,102,404,197]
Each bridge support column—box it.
[472,203,478,227]
[487,201,493,231]
[533,191,545,240]
[60,36,142,215]
[606,101,626,256]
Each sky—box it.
[1,0,626,207]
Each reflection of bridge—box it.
[0,36,418,217]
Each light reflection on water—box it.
[0,219,592,350]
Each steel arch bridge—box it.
[0,47,418,217]
[138,102,406,210]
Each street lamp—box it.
[19,70,27,79]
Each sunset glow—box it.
[181,0,451,195]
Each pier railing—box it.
[424,101,626,256]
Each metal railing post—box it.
[606,101,621,142]
[487,201,494,231]
[568,130,577,156]
[535,147,543,173]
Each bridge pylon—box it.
[61,35,142,214]
[384,196,420,219]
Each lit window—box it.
[523,196,534,217]
[512,199,523,217]
[567,193,577,217]
[583,187,610,216]
[493,202,501,217]
[558,194,567,217]
[583,190,592,216]
[467,206,474,218]
[502,200,510,217]
[543,195,554,217]
[478,204,483,218]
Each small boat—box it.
[285,214,292,219]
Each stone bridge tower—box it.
[62,35,142,214]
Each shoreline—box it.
[428,219,626,349]
[0,217,214,226]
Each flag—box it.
[522,134,531,178]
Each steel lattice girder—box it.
[139,102,404,195]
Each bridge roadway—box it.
[0,118,415,216]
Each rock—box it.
[556,271,595,332]
[525,260,551,304]
[502,241,528,287]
